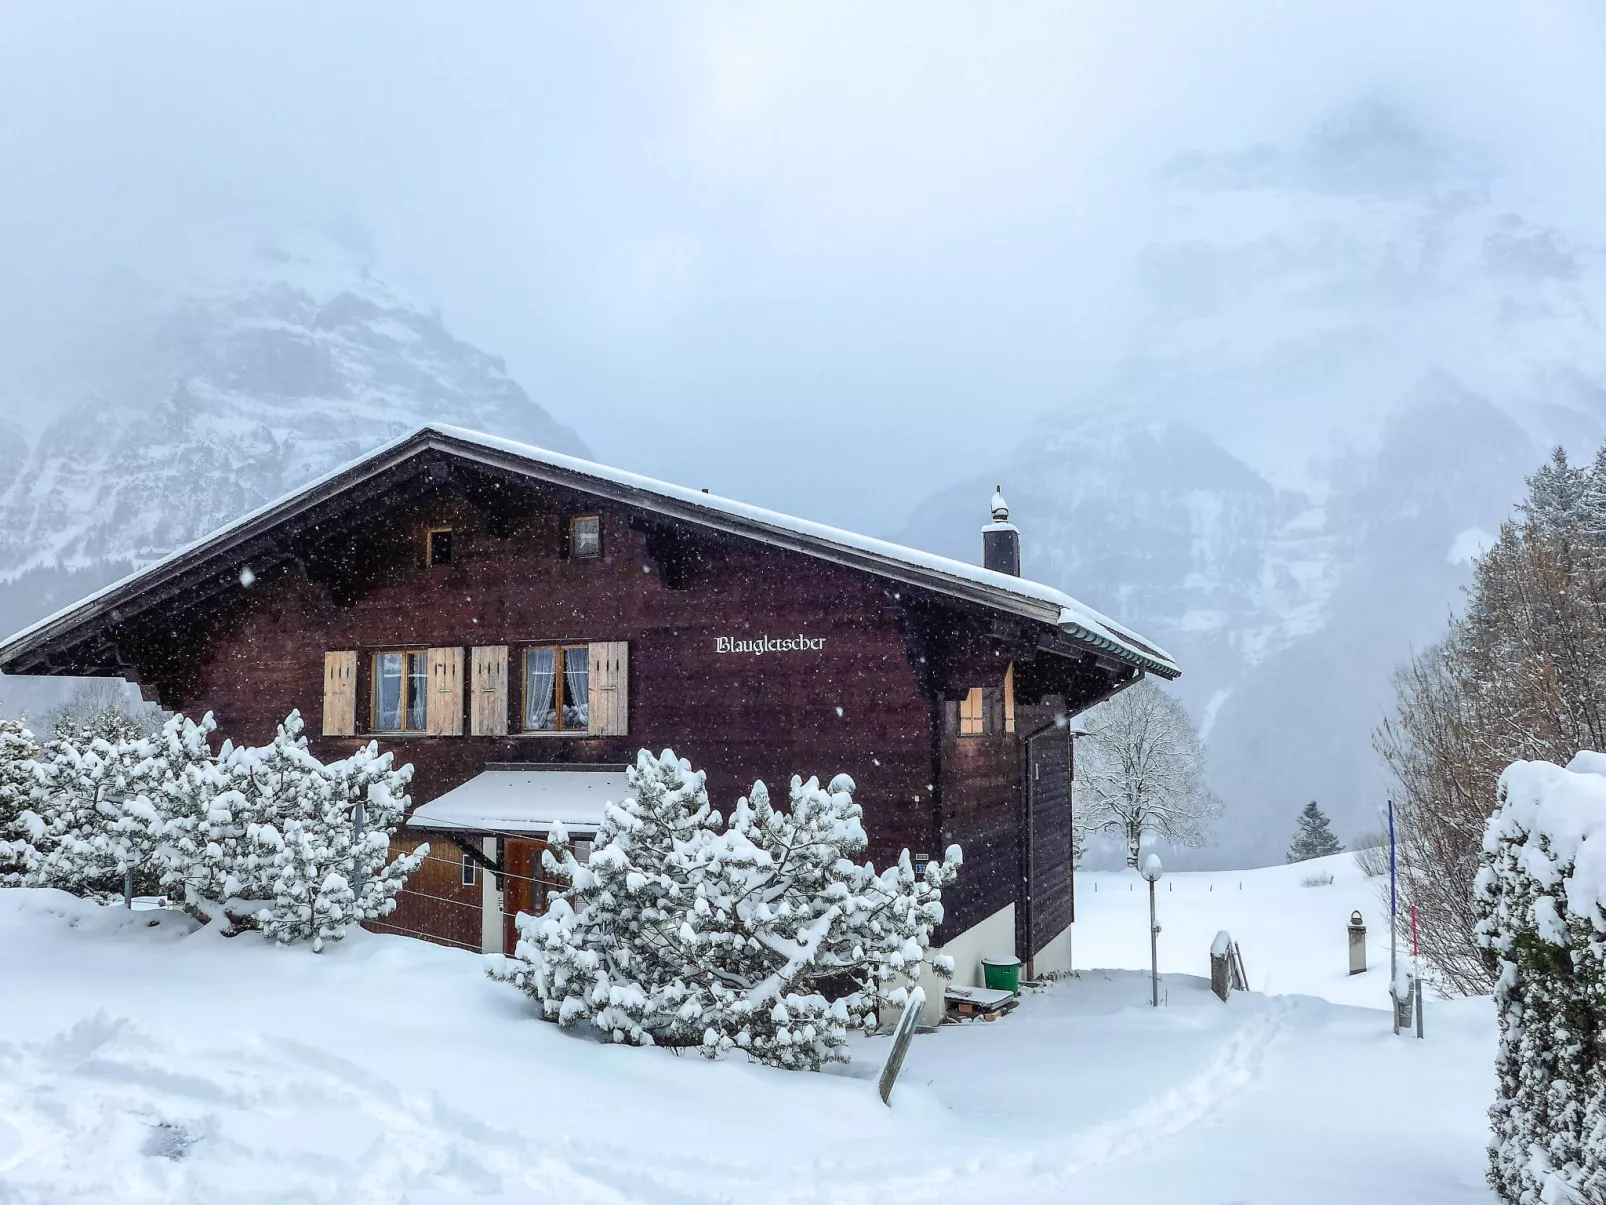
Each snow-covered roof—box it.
[408,765,631,835]
[0,424,1178,679]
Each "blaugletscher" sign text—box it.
[714,635,825,655]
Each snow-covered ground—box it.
[0,852,1495,1203]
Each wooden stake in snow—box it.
[878,987,925,1106]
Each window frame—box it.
[426,527,453,567]
[569,515,602,560]
[370,648,431,734]
[461,848,478,887]
[519,643,593,734]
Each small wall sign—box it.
[715,635,825,655]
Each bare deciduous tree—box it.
[1077,679,1221,868]
[1376,444,1606,995]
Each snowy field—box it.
[0,851,1495,1204]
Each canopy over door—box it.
[408,764,632,836]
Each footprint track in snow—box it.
[0,1000,1294,1205]
[0,1013,700,1204]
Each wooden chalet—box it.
[0,426,1178,1017]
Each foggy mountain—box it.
[898,106,1606,867]
[4,104,1602,871]
[0,240,586,717]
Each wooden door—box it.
[1023,727,1073,961]
[502,838,552,955]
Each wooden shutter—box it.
[959,687,985,736]
[1004,662,1016,734]
[426,646,465,736]
[470,645,509,736]
[322,650,357,736]
[588,641,629,736]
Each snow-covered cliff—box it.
[0,254,584,581]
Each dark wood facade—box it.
[0,428,1177,959]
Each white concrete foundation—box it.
[1031,923,1072,977]
[917,902,1016,1025]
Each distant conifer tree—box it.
[1286,801,1342,863]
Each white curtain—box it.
[376,652,404,730]
[524,648,557,730]
[563,647,589,729]
[406,652,429,730]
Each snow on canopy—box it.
[0,425,1178,679]
[409,766,630,835]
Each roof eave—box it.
[0,425,1180,680]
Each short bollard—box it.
[1348,910,1367,976]
[1210,930,1234,1002]
[1392,961,1415,1030]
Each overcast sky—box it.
[1,3,1603,530]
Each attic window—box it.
[427,528,453,567]
[571,516,601,559]
[959,687,986,737]
[958,685,1005,738]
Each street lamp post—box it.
[1141,853,1164,1007]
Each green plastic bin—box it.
[982,956,1022,995]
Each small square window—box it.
[461,849,477,886]
[571,516,601,559]
[427,528,453,566]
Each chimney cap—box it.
[990,486,1009,522]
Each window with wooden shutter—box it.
[959,687,985,737]
[322,650,357,736]
[426,646,465,736]
[471,645,509,736]
[588,641,629,736]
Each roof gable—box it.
[0,424,1178,679]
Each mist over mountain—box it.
[898,106,1605,866]
[2,100,1602,869]
[0,237,585,718]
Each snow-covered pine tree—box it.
[1286,801,1343,863]
[498,749,961,1071]
[20,733,164,902]
[0,716,40,885]
[141,711,259,925]
[242,712,423,950]
[1521,445,1589,538]
[694,773,959,1068]
[505,748,723,1046]
[1476,757,1606,1204]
